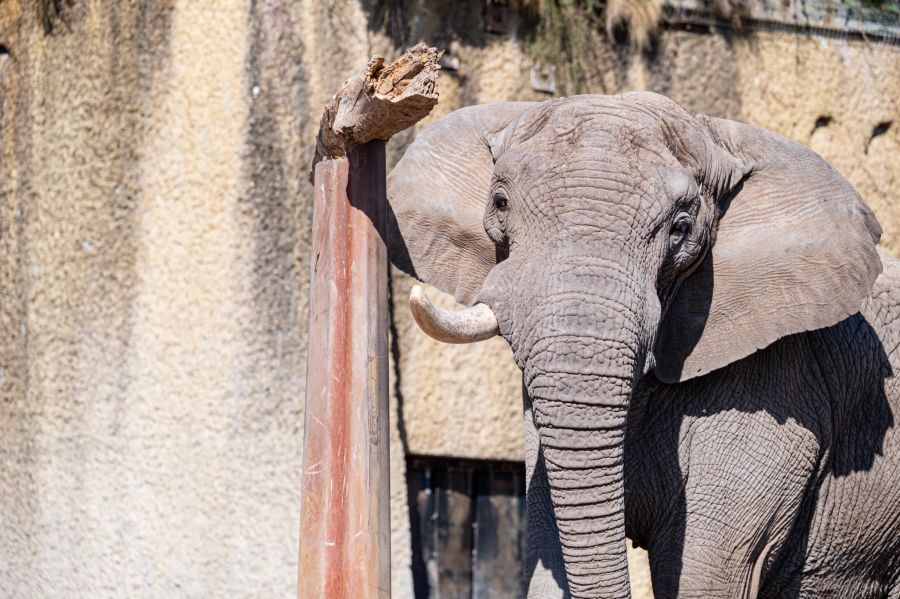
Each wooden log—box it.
[299,45,440,599]
[309,43,441,179]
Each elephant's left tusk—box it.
[409,285,500,344]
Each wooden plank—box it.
[298,141,390,599]
[408,462,436,598]
[436,466,475,599]
[472,469,527,599]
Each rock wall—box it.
[0,0,330,595]
[0,0,896,597]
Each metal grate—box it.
[662,0,900,45]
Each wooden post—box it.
[299,45,440,599]
[300,142,390,598]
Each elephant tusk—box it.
[409,285,500,344]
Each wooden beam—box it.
[300,143,390,598]
[299,45,440,599]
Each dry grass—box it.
[520,0,604,60]
[604,0,662,50]
[523,0,759,54]
[519,0,760,90]
[522,0,662,57]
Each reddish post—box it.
[300,142,390,598]
[299,45,440,599]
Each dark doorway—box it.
[407,457,527,598]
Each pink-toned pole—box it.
[300,142,390,598]
[298,45,439,599]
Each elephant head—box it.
[387,92,882,597]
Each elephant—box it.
[386,92,900,598]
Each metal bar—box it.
[299,141,390,599]
[661,3,900,45]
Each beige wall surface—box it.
[0,0,342,596]
[0,1,897,598]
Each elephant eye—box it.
[493,193,509,211]
[670,214,692,243]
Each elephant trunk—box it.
[417,251,645,597]
[517,267,643,598]
[526,357,633,597]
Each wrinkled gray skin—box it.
[387,92,900,598]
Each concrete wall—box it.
[0,1,897,597]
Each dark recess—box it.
[812,115,833,133]
[866,120,893,153]
[407,456,527,598]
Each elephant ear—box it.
[654,115,883,383]
[387,102,537,305]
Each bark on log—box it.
[310,43,441,180]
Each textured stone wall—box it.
[0,0,340,595]
[0,1,896,598]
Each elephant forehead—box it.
[512,94,686,146]
[496,143,689,209]
[505,119,689,193]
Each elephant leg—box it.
[523,385,570,599]
[647,406,820,599]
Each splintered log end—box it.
[311,43,441,178]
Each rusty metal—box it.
[299,141,391,599]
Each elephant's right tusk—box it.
[409,285,500,344]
